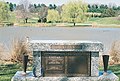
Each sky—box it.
[4,0,120,6]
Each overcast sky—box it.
[4,0,120,6]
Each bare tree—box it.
[56,5,63,22]
[16,0,30,23]
[36,4,48,23]
[28,4,36,13]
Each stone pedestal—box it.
[11,71,35,81]
[11,71,98,81]
[98,73,119,81]
[11,71,119,81]
[30,40,103,77]
[11,40,119,81]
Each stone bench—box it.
[11,40,119,81]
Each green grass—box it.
[0,63,32,81]
[1,16,120,27]
[99,64,120,80]
[0,63,22,81]
[18,17,120,27]
[84,17,120,25]
[0,63,120,81]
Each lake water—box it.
[1,26,120,54]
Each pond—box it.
[0,26,120,54]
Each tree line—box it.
[88,4,120,17]
[1,0,120,26]
[8,2,120,13]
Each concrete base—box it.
[98,72,119,81]
[11,71,98,81]
[11,71,119,81]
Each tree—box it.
[48,4,57,10]
[117,6,120,10]
[9,3,14,11]
[47,9,60,23]
[41,4,46,7]
[34,4,37,8]
[88,4,109,13]
[56,5,63,22]
[36,4,48,23]
[88,4,91,9]
[48,4,53,9]
[38,4,41,7]
[101,8,116,17]
[6,2,16,11]
[29,4,36,13]
[112,5,117,10]
[104,5,108,9]
[0,1,10,23]
[62,0,88,26]
[16,0,30,23]
[53,4,57,9]
[100,4,105,9]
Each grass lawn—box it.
[84,17,120,25]
[99,64,120,81]
[64,17,120,27]
[0,63,22,81]
[15,17,120,27]
[1,16,120,28]
[0,63,120,81]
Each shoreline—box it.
[1,23,120,28]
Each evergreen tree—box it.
[49,4,53,9]
[34,4,37,8]
[53,4,57,9]
[9,3,14,11]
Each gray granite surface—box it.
[11,71,119,81]
[11,71,98,81]
[11,40,119,81]
[29,40,103,77]
[29,40,103,52]
[98,73,119,81]
[91,52,99,76]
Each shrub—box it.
[0,43,4,60]
[110,41,120,64]
[38,18,47,23]
[11,38,31,63]
[117,15,120,20]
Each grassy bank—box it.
[16,17,120,27]
[1,17,120,28]
[85,17,120,25]
[0,63,120,81]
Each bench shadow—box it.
[60,77,69,81]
